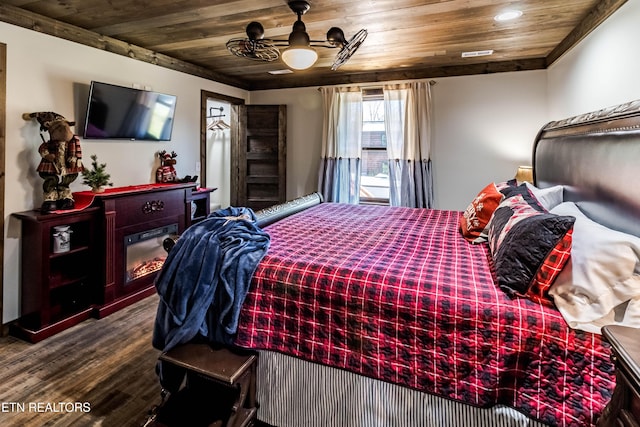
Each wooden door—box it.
[231,105,286,210]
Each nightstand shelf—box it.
[598,325,640,427]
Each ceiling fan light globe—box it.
[282,47,318,70]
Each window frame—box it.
[360,88,389,205]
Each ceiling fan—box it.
[226,0,367,71]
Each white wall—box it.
[1,22,249,323]
[547,0,640,117]
[431,71,547,210]
[249,87,323,200]
[205,99,232,209]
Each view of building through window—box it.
[361,96,390,203]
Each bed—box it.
[155,99,640,427]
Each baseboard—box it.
[94,286,157,318]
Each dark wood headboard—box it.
[533,99,640,237]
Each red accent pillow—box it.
[460,182,508,243]
[526,228,573,307]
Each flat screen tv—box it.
[83,81,177,141]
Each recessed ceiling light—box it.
[268,69,294,75]
[494,10,523,22]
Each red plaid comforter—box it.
[234,203,615,426]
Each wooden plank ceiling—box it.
[0,0,627,91]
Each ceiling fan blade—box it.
[331,29,367,70]
[226,39,280,62]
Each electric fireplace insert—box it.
[124,223,178,284]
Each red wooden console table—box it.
[12,183,215,342]
[86,183,214,317]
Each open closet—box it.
[204,101,231,210]
[200,90,287,212]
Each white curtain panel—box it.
[383,82,434,208]
[318,87,363,204]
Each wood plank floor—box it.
[0,295,163,427]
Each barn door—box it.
[231,105,286,210]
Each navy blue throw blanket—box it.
[152,206,269,391]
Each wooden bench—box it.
[149,343,257,427]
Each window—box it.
[360,89,390,204]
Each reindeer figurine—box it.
[156,150,178,183]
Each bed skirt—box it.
[255,350,548,427]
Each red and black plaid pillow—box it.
[487,185,575,305]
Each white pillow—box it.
[525,182,564,211]
[548,202,640,334]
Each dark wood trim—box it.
[0,4,249,90]
[246,59,549,90]
[0,43,5,335]
[546,0,628,65]
[200,90,245,189]
[233,105,246,208]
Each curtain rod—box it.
[317,80,437,91]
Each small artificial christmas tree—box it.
[82,154,113,192]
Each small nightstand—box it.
[598,325,640,427]
[151,344,257,427]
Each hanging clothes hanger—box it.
[206,106,231,131]
[208,119,231,130]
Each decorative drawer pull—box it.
[142,200,165,214]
